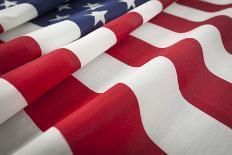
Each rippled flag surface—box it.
[0,0,231,155]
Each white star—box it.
[87,11,107,26]
[119,0,136,10]
[0,0,17,8]
[49,15,70,22]
[83,3,104,10]
[58,3,71,11]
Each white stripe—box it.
[131,23,232,83]
[73,53,135,93]
[74,54,232,154]
[13,127,72,155]
[130,0,162,23]
[0,78,27,124]
[164,2,232,21]
[65,27,117,67]
[0,3,38,31]
[26,20,81,54]
[200,0,232,5]
[0,110,41,155]
[0,22,41,42]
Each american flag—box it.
[0,0,231,155]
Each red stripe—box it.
[177,0,232,12]
[25,75,166,154]
[150,13,232,53]
[56,83,166,155]
[1,48,80,103]
[104,12,143,42]
[25,76,98,131]
[107,35,232,128]
[0,36,41,75]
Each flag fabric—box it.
[0,0,155,75]
[0,0,171,125]
[0,0,232,155]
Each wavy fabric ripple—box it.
[0,0,231,155]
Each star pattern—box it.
[0,0,17,8]
[119,0,136,10]
[49,15,70,22]
[87,10,108,26]
[32,0,142,28]
[58,3,71,11]
[83,3,104,10]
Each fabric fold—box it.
[0,0,150,75]
[0,1,231,155]
[0,0,174,125]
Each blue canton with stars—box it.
[0,0,149,37]
[33,0,149,37]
